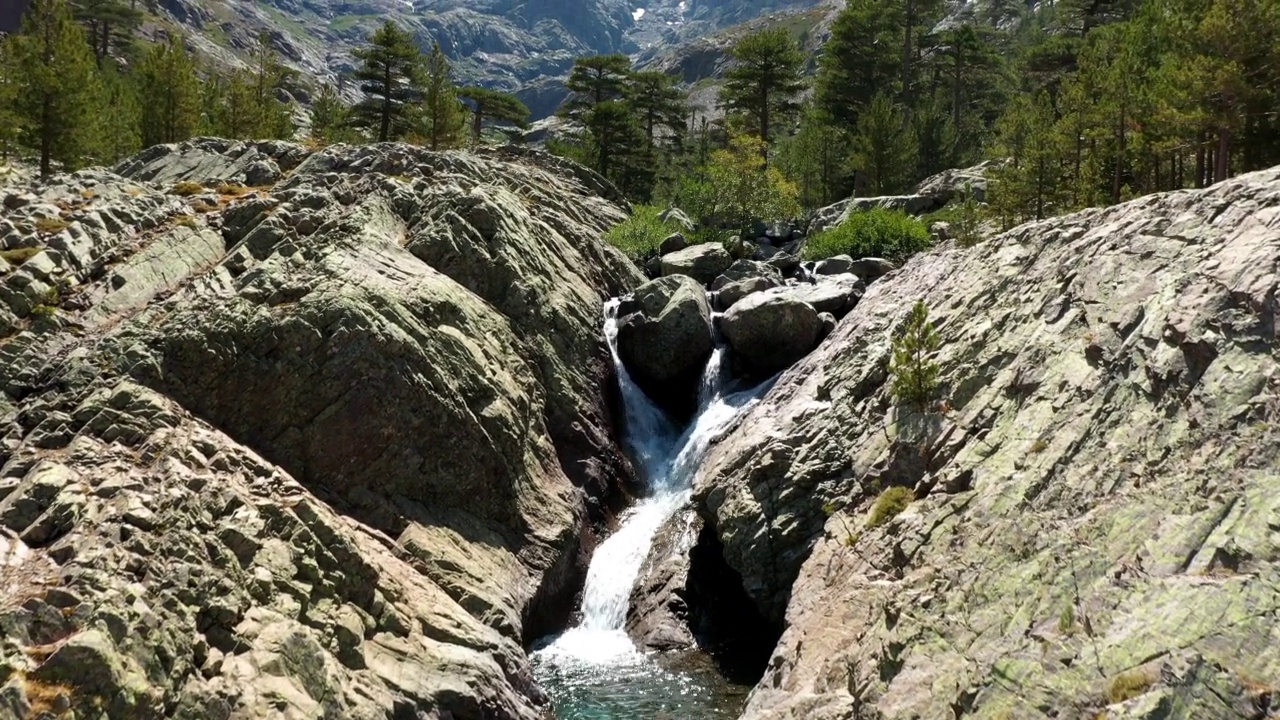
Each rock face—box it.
[694,168,1280,718]
[0,140,643,719]
[616,275,715,422]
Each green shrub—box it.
[803,207,930,262]
[890,299,941,411]
[604,205,678,263]
[866,486,914,528]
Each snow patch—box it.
[633,7,646,21]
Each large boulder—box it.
[0,140,643,720]
[721,292,822,379]
[773,274,865,319]
[661,243,733,286]
[696,166,1280,719]
[616,275,715,422]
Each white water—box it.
[533,299,771,670]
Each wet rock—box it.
[616,275,715,422]
[660,232,688,255]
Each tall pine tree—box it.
[351,21,424,142]
[852,92,917,195]
[458,86,529,146]
[626,70,686,152]
[417,42,465,150]
[136,36,200,147]
[70,0,140,67]
[719,27,805,149]
[7,0,102,177]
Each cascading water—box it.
[530,299,772,719]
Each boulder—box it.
[772,274,864,319]
[914,160,996,204]
[616,275,715,421]
[660,232,688,255]
[813,254,855,275]
[710,259,782,291]
[721,292,822,379]
[847,256,896,283]
[659,206,696,232]
[716,276,782,310]
[753,244,802,275]
[661,243,733,286]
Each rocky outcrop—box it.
[616,275,715,422]
[721,292,822,380]
[0,140,643,719]
[693,167,1280,718]
[662,243,735,286]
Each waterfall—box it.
[532,299,771,671]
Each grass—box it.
[171,181,204,197]
[1,247,43,266]
[215,181,249,197]
[866,486,914,529]
[1106,670,1154,704]
[175,215,198,229]
[604,205,680,264]
[803,208,931,263]
[20,674,73,715]
[34,217,69,235]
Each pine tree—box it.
[625,70,686,152]
[351,21,424,142]
[564,53,631,109]
[852,92,916,195]
[96,64,140,161]
[775,105,851,213]
[457,86,529,146]
[7,0,102,177]
[890,299,941,412]
[988,91,1062,225]
[417,42,465,150]
[0,40,23,161]
[817,0,901,128]
[246,32,293,139]
[136,36,200,148]
[719,27,805,148]
[70,0,140,66]
[584,99,642,179]
[310,83,360,144]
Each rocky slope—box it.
[0,139,642,719]
[675,167,1280,717]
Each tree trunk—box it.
[380,61,392,143]
[1195,131,1206,188]
[901,0,916,112]
[472,105,483,146]
[1214,126,1230,182]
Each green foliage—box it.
[1106,671,1154,704]
[802,209,929,263]
[458,86,529,145]
[413,42,466,150]
[720,27,806,146]
[889,299,941,411]
[308,83,362,145]
[564,54,631,108]
[602,205,676,263]
[775,105,851,213]
[5,0,103,177]
[867,486,914,529]
[136,36,200,148]
[678,133,799,240]
[626,70,686,152]
[351,21,424,142]
[852,92,917,195]
[202,36,293,141]
[1057,605,1077,635]
[70,0,141,66]
[96,65,140,162]
[953,184,985,247]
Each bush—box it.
[890,299,941,411]
[867,485,914,528]
[604,205,678,263]
[1106,670,1153,704]
[171,181,204,196]
[802,207,930,262]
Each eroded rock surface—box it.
[693,168,1280,718]
[616,275,715,422]
[0,140,642,719]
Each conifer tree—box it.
[310,83,360,144]
[852,92,916,195]
[97,64,140,161]
[890,299,941,412]
[0,41,23,161]
[457,86,529,146]
[564,53,631,109]
[776,105,851,213]
[136,36,200,147]
[7,0,102,177]
[417,42,465,150]
[70,0,140,66]
[351,21,424,142]
[625,70,686,152]
[246,33,294,139]
[816,0,904,128]
[719,27,805,148]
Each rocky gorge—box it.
[2,139,1279,720]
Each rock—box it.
[721,292,822,379]
[661,243,734,286]
[769,274,865,319]
[660,232,688,255]
[753,245,801,275]
[710,259,782,291]
[930,220,953,242]
[0,140,644,720]
[846,256,897,283]
[696,166,1280,719]
[817,311,836,341]
[914,160,996,204]
[659,207,695,232]
[716,276,782,311]
[616,275,715,421]
[813,254,854,275]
